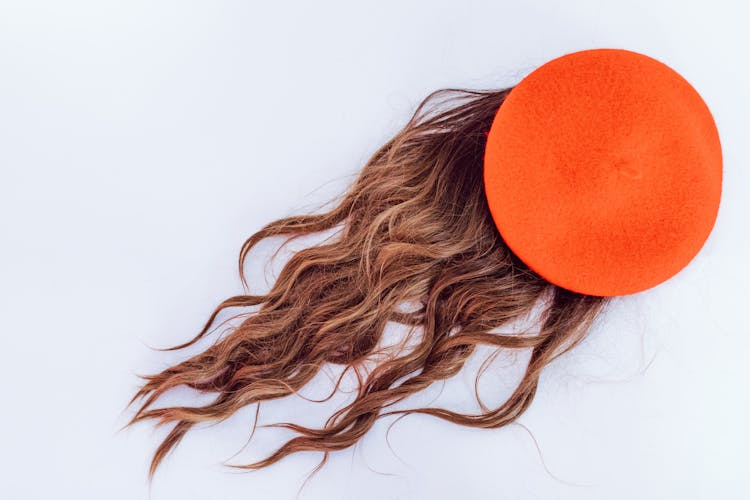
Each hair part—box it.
[124,85,609,479]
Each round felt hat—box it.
[483,48,722,296]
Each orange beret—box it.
[483,48,722,296]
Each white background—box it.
[1,1,748,499]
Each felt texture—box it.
[483,48,722,296]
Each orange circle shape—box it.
[483,48,722,296]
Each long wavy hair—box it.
[125,85,610,479]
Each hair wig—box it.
[125,85,613,478]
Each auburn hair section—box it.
[124,85,610,479]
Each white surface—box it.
[1,1,748,499]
